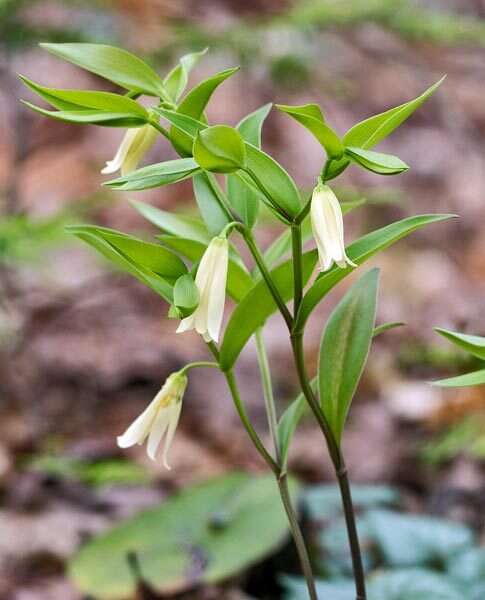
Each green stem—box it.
[244,167,292,223]
[205,172,238,223]
[278,473,319,600]
[149,119,171,142]
[291,224,303,315]
[179,361,219,375]
[237,226,293,330]
[255,328,281,463]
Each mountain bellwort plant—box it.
[20,44,452,600]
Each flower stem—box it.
[179,361,219,375]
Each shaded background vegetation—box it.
[1,1,485,598]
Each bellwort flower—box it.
[117,372,187,468]
[310,183,356,272]
[177,236,229,343]
[101,124,157,176]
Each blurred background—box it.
[1,1,485,599]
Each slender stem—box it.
[179,361,219,375]
[255,328,281,463]
[237,226,293,330]
[278,473,319,600]
[224,369,279,475]
[205,172,238,223]
[244,167,292,223]
[222,358,318,600]
[291,331,367,600]
[291,224,303,315]
[149,119,171,142]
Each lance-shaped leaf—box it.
[193,172,231,236]
[227,103,272,228]
[193,125,246,173]
[67,227,179,301]
[131,200,210,244]
[434,328,485,360]
[343,77,445,149]
[318,269,379,444]
[373,321,405,338]
[105,158,200,191]
[158,235,253,302]
[345,147,409,175]
[276,103,344,158]
[219,250,318,371]
[163,48,207,102]
[21,102,148,128]
[40,43,166,97]
[295,214,455,331]
[171,67,239,155]
[431,369,485,388]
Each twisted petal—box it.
[101,128,138,174]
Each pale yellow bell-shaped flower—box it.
[117,372,187,468]
[101,124,157,176]
[310,183,356,272]
[176,236,229,343]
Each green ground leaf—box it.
[40,43,166,97]
[219,250,317,370]
[69,473,297,599]
[318,269,379,443]
[295,214,455,330]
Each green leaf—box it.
[343,77,446,149]
[156,108,207,139]
[130,200,210,244]
[373,321,406,337]
[219,250,317,371]
[172,273,199,318]
[68,227,176,301]
[366,509,474,567]
[370,569,464,600]
[158,235,252,302]
[345,147,409,175]
[296,214,455,331]
[431,369,485,388]
[227,104,272,227]
[21,101,147,127]
[69,473,298,599]
[277,378,317,467]
[318,269,379,443]
[69,225,187,281]
[170,67,239,155]
[276,103,344,158]
[193,125,246,173]
[193,172,231,236]
[19,76,149,118]
[40,43,166,97]
[105,158,199,191]
[244,143,301,219]
[163,48,207,102]
[434,328,485,360]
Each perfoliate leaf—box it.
[163,48,208,102]
[172,273,199,318]
[226,104,272,227]
[276,103,344,158]
[345,147,409,175]
[193,125,246,173]
[219,250,318,371]
[40,43,166,97]
[130,200,210,244]
[170,67,239,155]
[343,77,445,149]
[431,369,485,388]
[318,269,379,443]
[295,214,455,330]
[193,172,231,236]
[434,328,485,360]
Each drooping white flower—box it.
[310,183,356,272]
[176,236,229,343]
[117,372,187,468]
[101,124,157,176]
